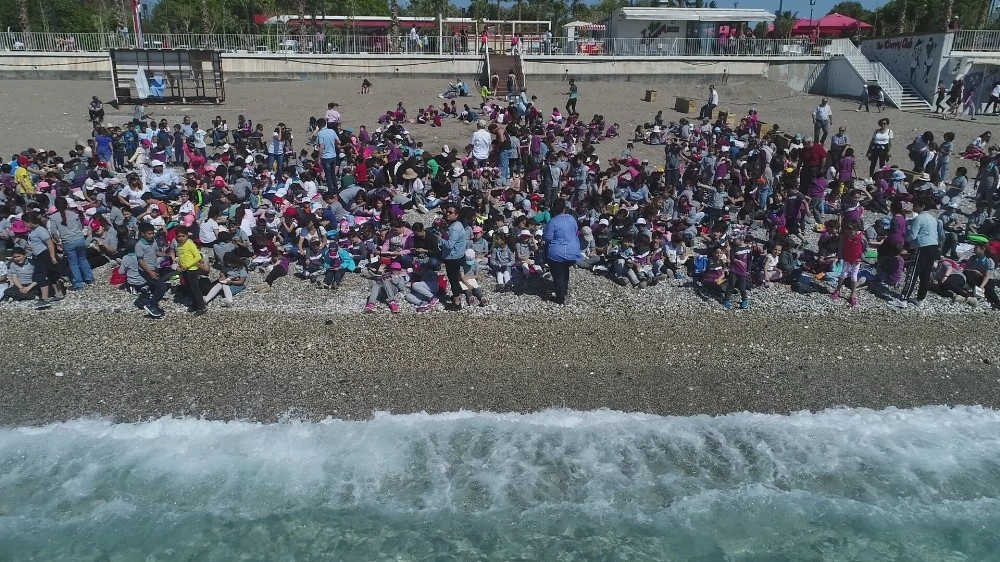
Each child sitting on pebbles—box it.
[514,229,541,277]
[405,258,441,312]
[701,245,729,301]
[364,261,408,313]
[204,252,248,307]
[320,243,354,290]
[489,231,515,290]
[460,249,488,307]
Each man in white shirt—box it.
[699,85,719,119]
[812,98,833,146]
[986,82,1000,115]
[470,119,492,167]
[325,102,341,124]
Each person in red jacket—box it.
[832,220,865,307]
[799,137,828,186]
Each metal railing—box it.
[0,31,833,58]
[952,29,1000,52]
[832,38,904,108]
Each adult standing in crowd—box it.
[470,119,491,167]
[565,79,579,116]
[317,119,339,191]
[867,117,893,176]
[438,202,468,311]
[812,97,833,146]
[893,197,940,308]
[543,198,580,305]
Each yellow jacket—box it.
[177,239,202,271]
[15,167,34,195]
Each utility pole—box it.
[777,0,782,18]
[809,0,816,27]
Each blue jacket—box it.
[439,220,469,260]
[544,213,581,263]
[906,211,939,249]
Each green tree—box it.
[774,10,796,38]
[828,1,873,21]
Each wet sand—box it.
[2,310,998,425]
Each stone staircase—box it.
[489,53,525,94]
[829,39,904,109]
[898,85,933,112]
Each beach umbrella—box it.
[791,13,874,36]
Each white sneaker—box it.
[890,298,908,308]
[908,298,924,307]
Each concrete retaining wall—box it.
[0,52,828,95]
[222,53,481,81]
[0,52,112,80]
[821,57,868,100]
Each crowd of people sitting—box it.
[1,83,999,318]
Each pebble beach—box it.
[3,75,1000,424]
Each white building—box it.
[605,7,776,55]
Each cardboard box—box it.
[674,97,700,113]
[773,133,794,153]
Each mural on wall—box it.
[861,32,952,103]
[936,58,1000,107]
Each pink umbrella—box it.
[791,13,874,36]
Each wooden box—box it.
[674,97,700,113]
[713,109,730,124]
[773,133,795,153]
[644,89,658,103]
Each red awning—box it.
[791,13,873,36]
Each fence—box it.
[953,30,1000,52]
[0,31,833,58]
[830,38,904,108]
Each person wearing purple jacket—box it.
[543,198,580,305]
[724,237,752,310]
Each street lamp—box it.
[809,0,816,30]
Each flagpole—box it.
[132,0,143,49]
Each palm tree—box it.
[18,0,30,32]
[202,0,212,34]
[389,0,400,37]
[297,0,307,36]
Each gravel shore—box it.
[2,304,999,426]
[3,77,1000,425]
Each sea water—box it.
[1,406,999,561]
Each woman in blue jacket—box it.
[543,198,581,305]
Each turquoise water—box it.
[1,406,999,561]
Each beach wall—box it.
[0,52,112,80]
[222,53,481,81]
[0,51,827,93]
[822,57,868,100]
[524,57,825,90]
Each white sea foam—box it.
[1,406,999,560]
